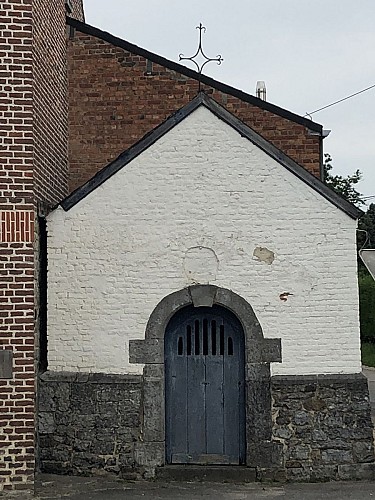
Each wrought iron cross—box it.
[179,23,223,91]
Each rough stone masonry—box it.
[38,372,374,481]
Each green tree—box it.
[358,203,375,276]
[358,272,375,343]
[323,153,364,207]
[359,203,375,248]
[323,155,375,348]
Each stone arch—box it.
[129,285,282,474]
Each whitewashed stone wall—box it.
[46,106,361,376]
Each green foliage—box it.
[361,342,375,367]
[323,153,364,207]
[358,204,375,275]
[323,155,375,344]
[358,203,375,248]
[358,206,375,343]
[359,271,375,342]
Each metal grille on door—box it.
[165,305,246,465]
[177,319,234,357]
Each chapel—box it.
[0,0,373,492]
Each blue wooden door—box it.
[165,305,246,465]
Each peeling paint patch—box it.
[279,292,294,302]
[253,246,275,265]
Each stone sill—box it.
[39,370,142,384]
[272,373,367,386]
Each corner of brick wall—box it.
[0,0,35,491]
[70,0,85,22]
[33,0,70,207]
[0,0,71,492]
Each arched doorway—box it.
[165,305,246,465]
[129,285,281,473]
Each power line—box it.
[305,83,375,117]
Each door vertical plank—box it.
[205,346,224,455]
[223,325,239,464]
[172,351,188,460]
[187,326,206,462]
[205,316,224,456]
[223,324,245,464]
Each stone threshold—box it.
[155,465,257,483]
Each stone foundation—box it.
[271,373,375,481]
[38,371,144,478]
[38,371,375,481]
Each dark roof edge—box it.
[60,93,361,219]
[61,97,204,211]
[200,95,362,219]
[66,17,322,133]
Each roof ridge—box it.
[66,17,322,133]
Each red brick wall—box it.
[67,30,321,192]
[70,0,84,22]
[33,0,70,208]
[0,0,84,492]
[32,0,84,209]
[0,0,35,492]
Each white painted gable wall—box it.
[46,106,361,376]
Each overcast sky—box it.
[85,1,375,203]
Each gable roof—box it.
[67,17,322,134]
[60,93,362,219]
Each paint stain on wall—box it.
[279,292,294,302]
[253,246,275,265]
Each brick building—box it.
[0,0,373,492]
[0,0,84,492]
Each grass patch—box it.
[361,342,375,368]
